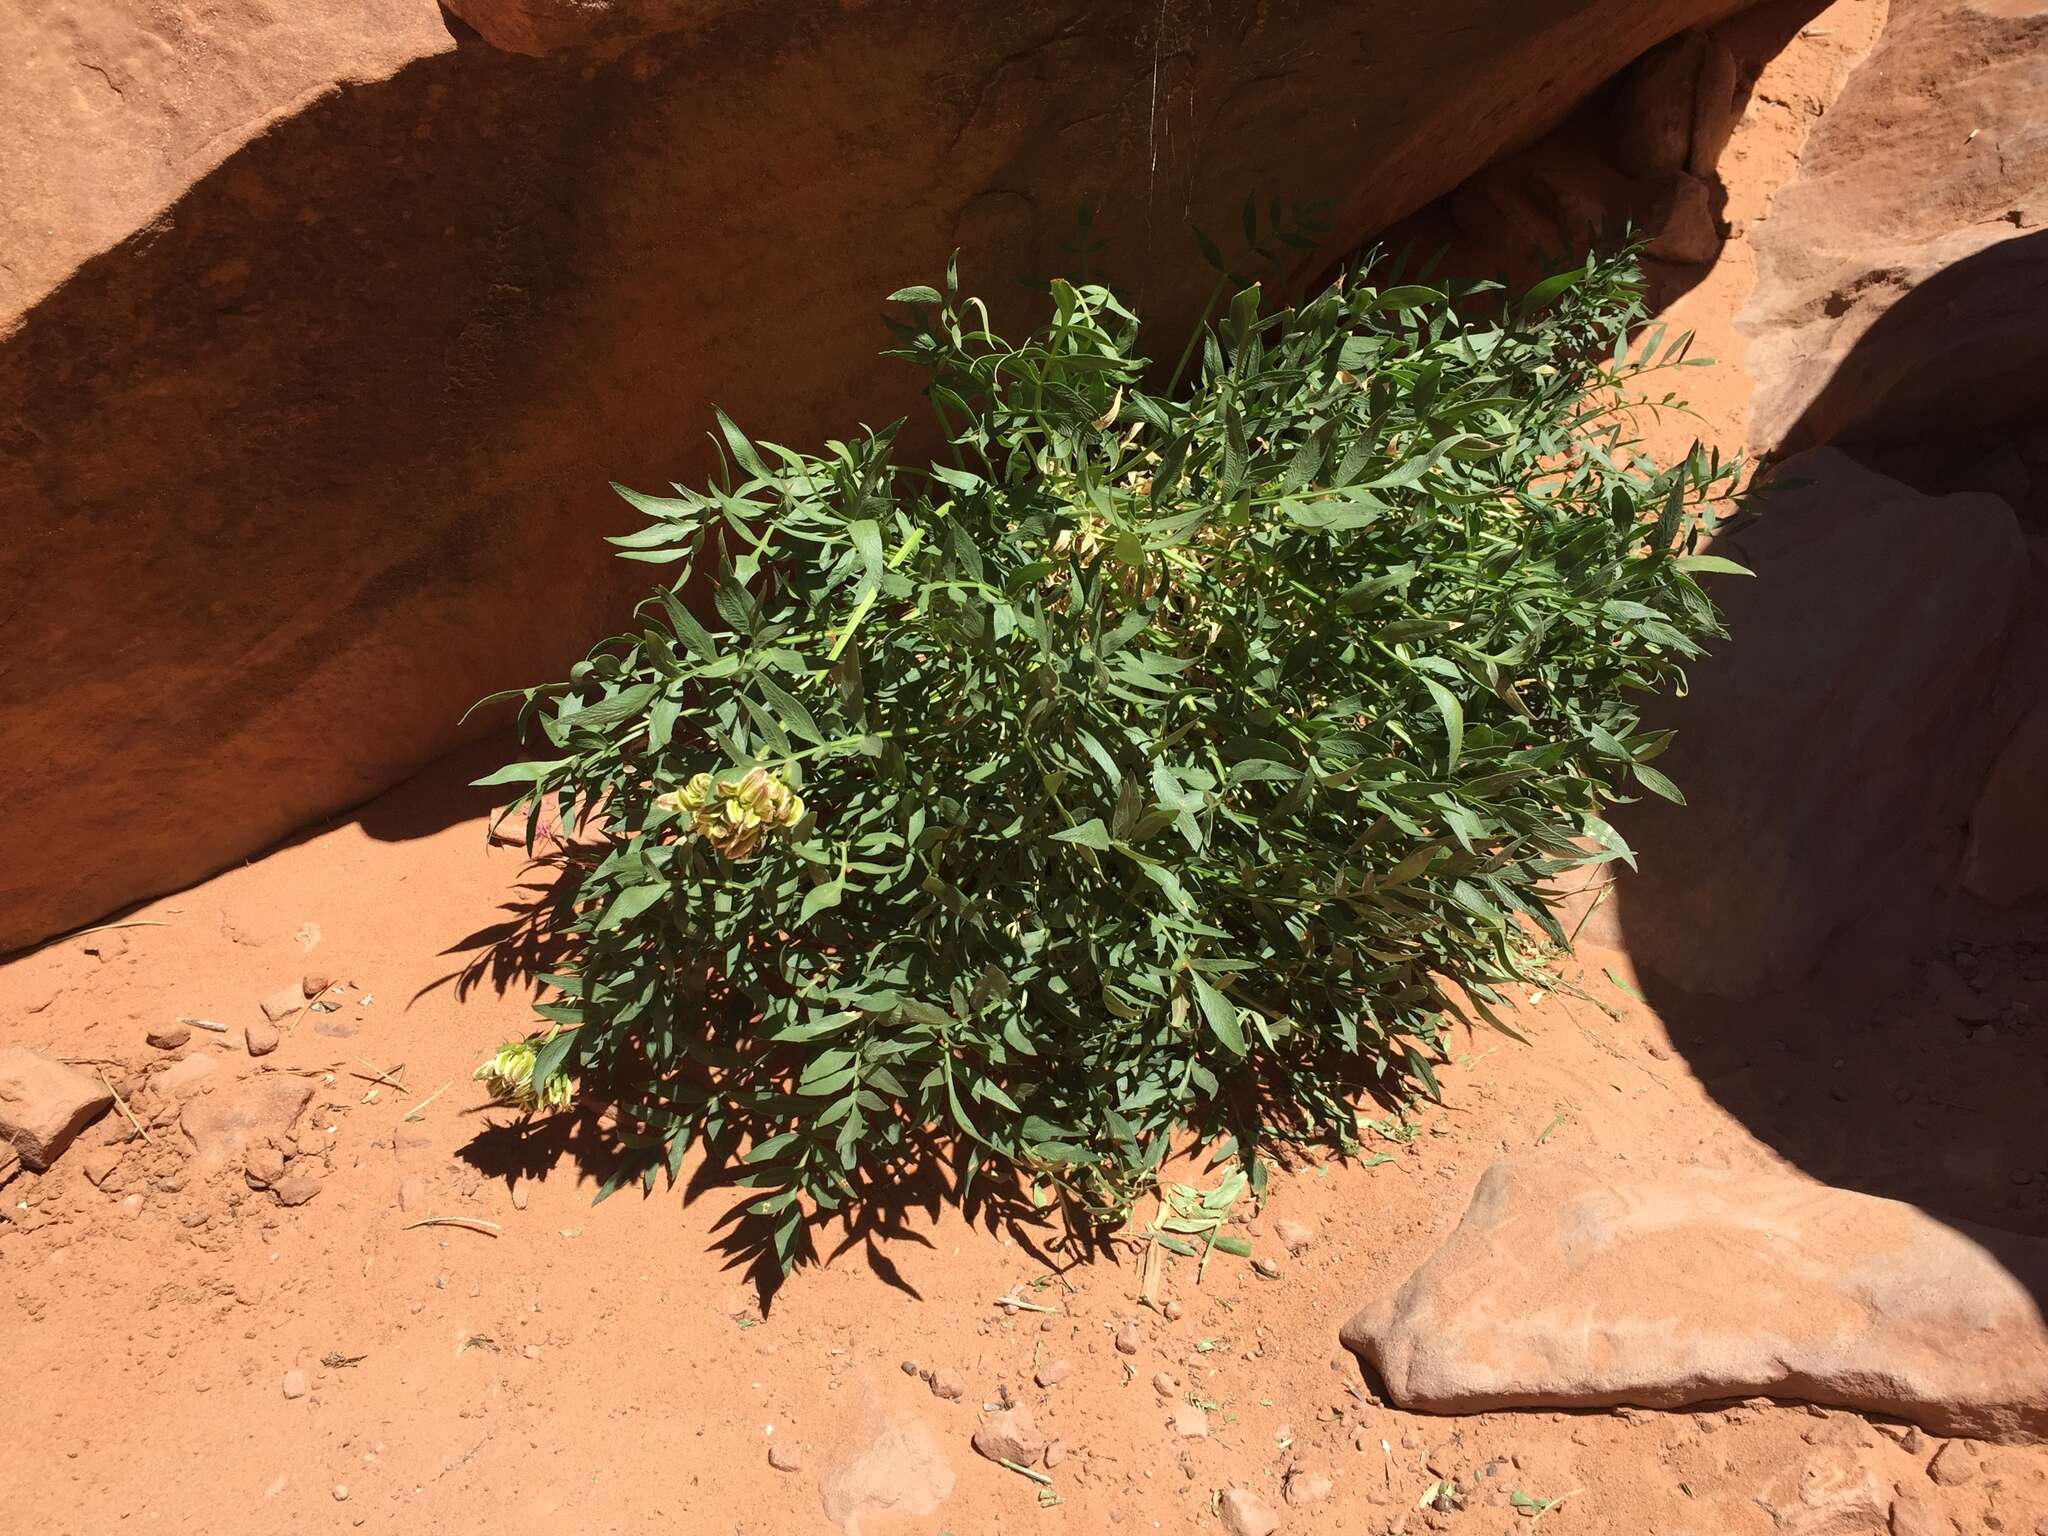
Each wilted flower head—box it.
[656,766,805,860]
[473,1030,575,1112]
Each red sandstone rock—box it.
[1742,0,2048,454]
[1342,1158,2048,1443]
[0,0,1764,954]
[0,1048,113,1170]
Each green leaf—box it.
[1631,762,1686,804]
[799,879,844,924]
[597,882,666,932]
[1222,402,1248,497]
[1191,975,1247,1057]
[1604,967,1647,1004]
[756,676,824,745]
[612,483,695,520]
[1517,265,1584,313]
[712,407,770,480]
[657,589,718,660]
[1422,678,1464,771]
[471,758,569,788]
[565,683,658,733]
[1402,1042,1442,1101]
[1054,819,1111,850]
[887,284,944,304]
[850,519,884,590]
[1673,553,1753,577]
[531,1028,576,1101]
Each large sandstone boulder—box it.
[1600,448,2025,998]
[1742,0,2048,454]
[1341,1158,2048,1443]
[1,1,1747,953]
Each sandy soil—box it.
[6,4,2047,1533]
[7,739,2044,1536]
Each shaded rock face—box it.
[1742,0,2048,458]
[1,0,1746,952]
[1341,1158,2048,1443]
[1603,449,2025,998]
[1428,23,1742,290]
[1964,702,2048,907]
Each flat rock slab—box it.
[180,1074,316,1169]
[1342,1158,2048,1443]
[0,1046,113,1169]
[818,1410,954,1533]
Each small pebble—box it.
[1219,1487,1278,1536]
[281,1370,308,1400]
[768,1442,803,1473]
[1926,1439,1978,1487]
[146,1025,191,1051]
[1035,1357,1073,1388]
[1114,1320,1142,1355]
[927,1369,964,1401]
[332,1485,349,1503]
[1044,1439,1068,1469]
[1170,1403,1209,1439]
[1252,1256,1282,1279]
[1151,1372,1178,1395]
[1285,1470,1333,1507]
[511,1186,530,1210]
[1162,1299,1184,1322]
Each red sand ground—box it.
[7,738,2043,1536]
[7,4,2047,1532]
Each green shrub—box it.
[476,247,1742,1268]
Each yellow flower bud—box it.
[665,766,807,860]
[472,1030,575,1112]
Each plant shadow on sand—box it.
[423,842,1415,1313]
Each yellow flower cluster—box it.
[473,1030,576,1112]
[656,767,806,861]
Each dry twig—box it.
[402,1216,501,1237]
[98,1071,152,1145]
[404,1081,453,1123]
[285,983,341,1036]
[350,1060,409,1094]
[994,1291,1062,1316]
